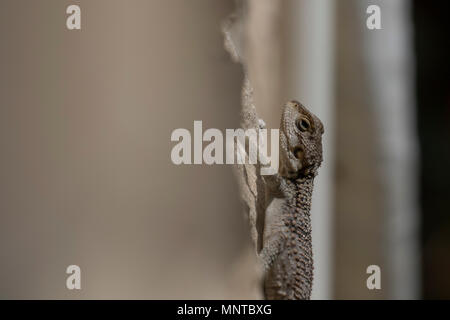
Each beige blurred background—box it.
[1,0,449,299]
[0,0,258,299]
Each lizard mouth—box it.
[286,164,314,180]
[301,164,314,176]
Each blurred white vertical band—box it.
[284,0,336,300]
[358,0,420,299]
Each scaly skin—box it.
[263,177,314,299]
[260,100,324,300]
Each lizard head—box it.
[279,100,324,179]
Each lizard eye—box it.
[296,117,310,132]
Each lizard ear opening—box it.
[293,147,304,160]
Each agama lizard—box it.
[260,100,324,300]
[221,5,324,300]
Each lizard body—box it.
[261,100,324,300]
[221,6,324,300]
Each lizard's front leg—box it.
[258,234,285,272]
[259,172,290,273]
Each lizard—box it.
[221,3,324,300]
[260,100,324,300]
